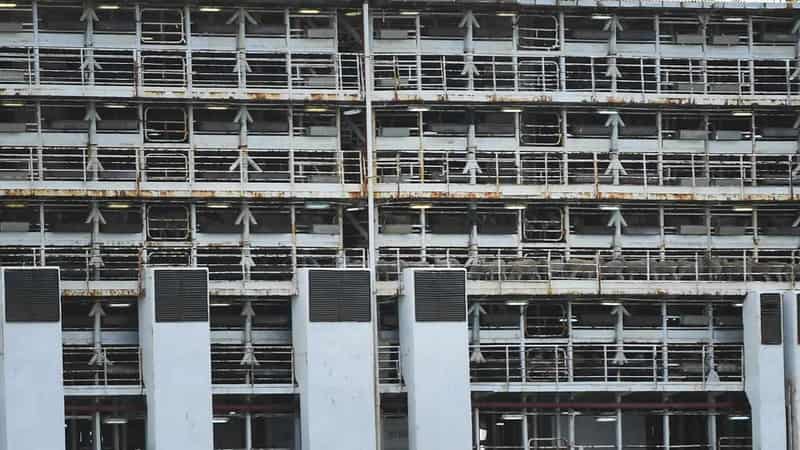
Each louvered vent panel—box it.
[4,269,60,322]
[414,271,466,322]
[155,270,208,322]
[760,293,782,345]
[309,270,370,322]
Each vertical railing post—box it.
[505,345,510,383]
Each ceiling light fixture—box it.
[595,416,618,423]
[504,299,529,306]
[103,417,128,425]
[304,106,328,113]
[199,6,222,12]
[409,202,432,210]
[501,414,524,421]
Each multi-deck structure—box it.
[0,0,798,449]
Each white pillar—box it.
[140,268,213,450]
[0,268,65,450]
[399,269,471,450]
[293,268,376,450]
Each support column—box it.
[140,268,213,450]
[0,267,65,450]
[399,268,471,450]
[292,268,376,450]
[783,291,800,450]
[743,291,788,450]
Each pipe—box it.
[473,401,741,410]
[362,3,382,450]
[66,404,296,414]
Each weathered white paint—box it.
[743,290,787,450]
[293,268,377,450]
[399,268,472,450]
[0,267,65,450]
[140,268,213,450]
[783,291,800,450]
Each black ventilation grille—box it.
[5,268,60,322]
[760,293,782,345]
[155,270,208,322]
[414,271,466,322]
[308,270,370,322]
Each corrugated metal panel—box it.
[309,270,370,322]
[155,270,209,322]
[414,271,466,322]
[4,268,60,322]
[760,293,782,345]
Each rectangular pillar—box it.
[0,267,65,450]
[399,268,471,450]
[784,291,800,450]
[293,268,376,450]
[743,291,787,450]
[140,268,212,450]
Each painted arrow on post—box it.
[85,104,104,176]
[469,302,487,363]
[459,11,481,81]
[85,202,106,227]
[240,300,259,366]
[603,16,623,56]
[80,2,100,46]
[610,304,630,365]
[87,301,110,366]
[229,107,262,175]
[606,208,627,250]
[604,112,625,150]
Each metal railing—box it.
[378,345,402,384]
[373,54,799,96]
[374,151,799,188]
[470,343,743,385]
[62,345,142,386]
[0,246,365,283]
[0,47,363,92]
[211,344,294,385]
[377,248,800,283]
[0,146,363,185]
[718,437,752,450]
